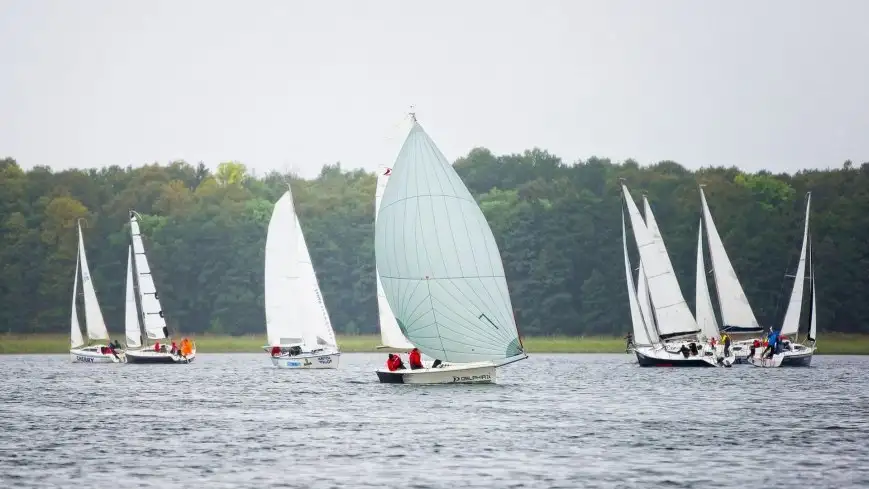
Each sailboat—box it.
[263,188,340,369]
[621,184,718,367]
[777,192,816,367]
[69,220,122,363]
[697,186,768,364]
[373,165,415,352]
[124,211,196,364]
[374,114,527,384]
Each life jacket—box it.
[154,342,161,352]
[386,356,398,371]
[271,346,281,357]
[409,349,422,368]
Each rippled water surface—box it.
[1,353,867,488]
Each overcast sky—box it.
[1,0,867,178]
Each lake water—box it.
[0,353,867,488]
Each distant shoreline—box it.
[2,333,868,355]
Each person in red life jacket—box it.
[386,354,405,371]
[409,348,424,370]
[171,341,178,354]
[154,341,161,352]
[270,346,281,357]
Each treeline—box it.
[1,153,868,337]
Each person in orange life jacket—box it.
[409,348,423,370]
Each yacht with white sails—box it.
[263,188,340,369]
[776,193,817,366]
[69,220,122,363]
[123,211,196,364]
[374,114,527,383]
[621,183,719,367]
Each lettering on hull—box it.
[74,356,95,363]
[317,356,332,364]
[452,374,491,382]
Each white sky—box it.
[1,0,867,178]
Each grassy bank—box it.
[2,333,869,354]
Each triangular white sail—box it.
[77,222,109,341]
[699,187,761,334]
[623,211,653,346]
[780,193,811,337]
[375,165,414,351]
[129,211,167,340]
[622,185,699,339]
[295,218,338,348]
[635,265,659,344]
[695,219,720,340]
[264,190,337,349]
[375,119,525,364]
[265,191,305,346]
[124,245,142,348]
[808,271,817,343]
[70,254,84,349]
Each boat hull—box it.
[270,352,340,369]
[781,349,814,367]
[125,349,196,364]
[69,349,122,364]
[747,353,784,368]
[376,362,497,384]
[635,347,718,367]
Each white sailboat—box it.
[777,192,816,367]
[69,220,121,363]
[621,184,718,367]
[697,186,770,364]
[263,188,340,369]
[374,115,527,384]
[124,211,195,364]
[373,165,415,352]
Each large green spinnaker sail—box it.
[374,119,524,364]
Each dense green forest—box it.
[1,152,867,337]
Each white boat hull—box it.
[124,348,196,364]
[747,353,784,368]
[376,362,497,384]
[634,345,720,367]
[69,348,122,363]
[781,344,815,367]
[270,352,340,369]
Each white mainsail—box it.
[695,219,720,340]
[77,222,109,341]
[295,218,338,348]
[699,187,761,334]
[375,165,414,351]
[623,211,653,346]
[124,245,142,348]
[780,193,811,337]
[264,190,337,349]
[622,184,699,338]
[129,211,167,341]
[375,118,525,364]
[70,254,84,349]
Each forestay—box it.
[77,222,109,341]
[695,219,720,340]
[780,194,811,337]
[699,188,761,333]
[70,255,84,349]
[129,212,167,340]
[375,121,524,364]
[375,165,414,350]
[622,211,654,346]
[124,246,142,348]
[622,185,699,338]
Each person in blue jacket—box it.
[764,328,780,358]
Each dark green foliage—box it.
[0,154,866,336]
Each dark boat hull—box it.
[781,351,813,367]
[635,350,717,367]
